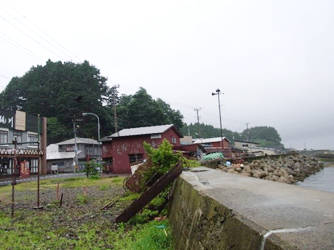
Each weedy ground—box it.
[0,176,174,250]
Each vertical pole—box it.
[37,114,40,208]
[194,108,201,138]
[11,138,17,218]
[217,93,223,148]
[97,116,101,163]
[73,121,78,172]
[114,103,118,133]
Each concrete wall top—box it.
[181,167,334,249]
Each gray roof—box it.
[58,137,99,145]
[111,124,181,138]
[193,137,230,144]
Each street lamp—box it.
[212,89,223,148]
[82,112,101,163]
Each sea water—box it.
[297,167,334,193]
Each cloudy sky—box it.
[1,0,333,150]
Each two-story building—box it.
[0,110,47,178]
[102,124,183,174]
[46,137,100,173]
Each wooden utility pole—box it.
[194,108,201,138]
[111,85,120,133]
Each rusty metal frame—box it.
[115,161,183,223]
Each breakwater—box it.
[211,154,324,184]
[168,167,334,249]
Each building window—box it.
[129,154,144,164]
[171,137,177,144]
[150,134,161,139]
[30,159,38,173]
[0,129,8,144]
[13,131,22,143]
[27,132,38,147]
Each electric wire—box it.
[0,31,44,63]
[0,14,67,60]
[0,74,10,79]
[0,6,73,60]
[2,0,81,61]
[0,34,41,64]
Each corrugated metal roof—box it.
[58,137,99,145]
[110,124,176,138]
[193,137,230,144]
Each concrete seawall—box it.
[168,167,334,250]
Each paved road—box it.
[0,173,86,186]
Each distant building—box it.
[0,110,47,178]
[102,124,183,174]
[180,136,193,145]
[46,137,100,173]
[192,137,230,149]
[234,139,278,156]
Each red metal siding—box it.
[109,128,181,174]
[211,138,230,149]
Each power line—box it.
[0,34,41,64]
[0,74,10,79]
[2,0,81,61]
[0,14,67,60]
[0,6,74,60]
[0,31,44,62]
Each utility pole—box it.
[245,122,250,141]
[111,85,120,133]
[212,89,223,148]
[194,108,201,138]
[73,120,78,172]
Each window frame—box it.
[27,132,39,148]
[0,128,9,145]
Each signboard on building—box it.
[15,111,26,131]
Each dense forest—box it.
[0,60,284,149]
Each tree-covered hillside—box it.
[181,123,284,149]
[0,60,183,144]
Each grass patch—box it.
[111,177,124,185]
[117,220,174,250]
[0,176,175,249]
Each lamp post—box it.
[212,89,223,148]
[82,113,101,163]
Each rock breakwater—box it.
[217,154,324,184]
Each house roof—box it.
[46,144,82,160]
[192,137,230,144]
[234,139,260,145]
[100,136,112,142]
[110,124,183,138]
[58,137,99,145]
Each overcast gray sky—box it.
[1,0,333,150]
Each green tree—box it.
[0,60,113,142]
[115,88,184,130]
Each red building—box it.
[192,137,232,157]
[192,137,230,148]
[102,124,183,174]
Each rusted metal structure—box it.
[115,161,183,223]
